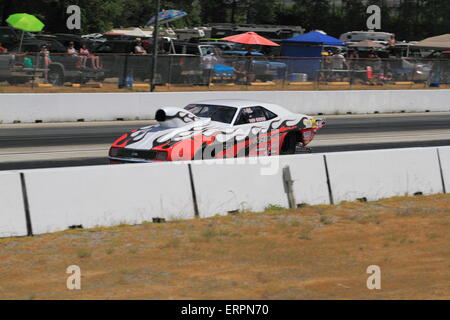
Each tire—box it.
[7,77,28,85]
[48,66,64,86]
[280,132,297,155]
[259,75,272,82]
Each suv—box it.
[172,42,219,56]
[0,26,35,50]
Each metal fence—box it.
[1,52,449,90]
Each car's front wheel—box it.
[280,132,297,155]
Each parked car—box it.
[383,57,432,82]
[172,41,219,56]
[197,40,243,52]
[221,51,287,81]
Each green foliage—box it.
[1,0,449,40]
[265,204,285,211]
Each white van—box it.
[339,31,394,45]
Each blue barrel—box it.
[126,76,134,88]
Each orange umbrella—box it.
[222,32,280,46]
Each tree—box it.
[293,0,331,32]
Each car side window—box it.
[186,46,199,55]
[262,107,277,120]
[234,106,268,125]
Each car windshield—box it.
[185,104,237,124]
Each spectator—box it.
[368,50,382,71]
[40,45,51,82]
[323,50,333,70]
[80,44,101,69]
[67,42,78,56]
[232,61,247,84]
[347,49,360,69]
[201,51,217,84]
[244,48,256,83]
[331,48,348,70]
[388,34,396,47]
[134,38,147,54]
[0,42,8,54]
[348,49,359,59]
[40,45,51,65]
[388,34,397,56]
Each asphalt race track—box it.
[1,112,449,171]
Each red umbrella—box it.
[222,32,280,47]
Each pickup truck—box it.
[0,53,47,85]
[93,40,234,85]
[9,40,105,86]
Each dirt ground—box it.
[0,194,449,300]
[1,80,449,94]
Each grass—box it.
[0,193,449,299]
[265,204,286,211]
[75,249,91,259]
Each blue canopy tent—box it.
[281,31,345,80]
[283,31,345,46]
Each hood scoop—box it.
[155,107,200,128]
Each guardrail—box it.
[1,146,449,238]
[1,89,450,124]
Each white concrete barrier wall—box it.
[1,90,450,124]
[0,172,28,237]
[438,146,450,193]
[22,163,195,235]
[0,147,448,238]
[190,154,330,218]
[190,157,290,217]
[326,148,444,203]
[279,154,330,206]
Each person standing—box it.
[134,38,147,54]
[40,45,51,82]
[331,49,349,70]
[201,51,217,85]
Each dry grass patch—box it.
[0,194,449,299]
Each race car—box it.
[109,99,326,163]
